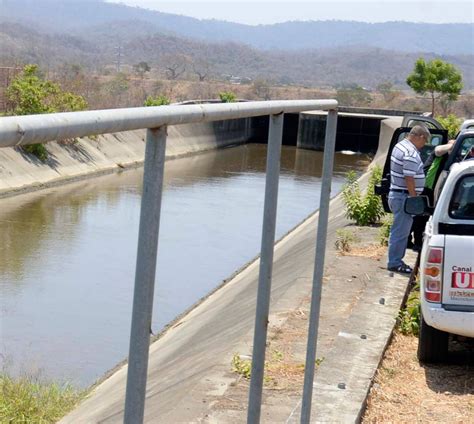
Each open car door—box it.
[377,127,448,212]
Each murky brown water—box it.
[0,144,370,387]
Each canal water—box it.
[0,144,369,387]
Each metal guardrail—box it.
[0,100,338,423]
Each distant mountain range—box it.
[0,0,473,89]
[1,0,472,54]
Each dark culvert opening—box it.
[249,113,381,154]
[336,116,381,153]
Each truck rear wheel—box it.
[418,314,449,363]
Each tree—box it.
[252,79,271,100]
[162,54,188,80]
[406,58,463,116]
[6,64,87,115]
[376,81,400,105]
[133,62,151,78]
[105,72,129,97]
[336,85,372,107]
[192,59,210,82]
[6,64,87,160]
[435,114,461,139]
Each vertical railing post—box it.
[300,109,338,424]
[124,126,167,424]
[247,112,284,424]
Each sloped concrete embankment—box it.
[61,117,406,423]
[0,118,252,197]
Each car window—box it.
[449,175,474,220]
[404,119,439,130]
[454,137,474,163]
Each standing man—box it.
[387,125,429,274]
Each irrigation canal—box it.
[0,143,369,387]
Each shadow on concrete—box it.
[15,145,61,169]
[59,141,95,164]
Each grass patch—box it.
[0,373,85,423]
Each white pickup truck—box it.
[406,160,474,362]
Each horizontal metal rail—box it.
[0,100,337,147]
[0,100,338,424]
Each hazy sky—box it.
[107,1,474,25]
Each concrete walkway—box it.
[61,118,407,423]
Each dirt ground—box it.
[363,332,474,423]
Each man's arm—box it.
[404,176,417,196]
[434,140,455,157]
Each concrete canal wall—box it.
[0,109,396,198]
[0,118,253,197]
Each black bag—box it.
[374,177,390,195]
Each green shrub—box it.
[436,114,462,139]
[398,281,421,336]
[22,144,48,161]
[143,95,170,106]
[342,166,385,226]
[6,64,87,161]
[219,91,237,103]
[379,215,393,246]
[0,374,85,423]
[335,229,359,252]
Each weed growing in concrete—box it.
[335,229,359,252]
[271,350,284,361]
[315,357,325,367]
[342,166,385,226]
[231,354,252,379]
[378,215,393,246]
[0,373,85,423]
[398,281,421,336]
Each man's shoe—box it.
[388,263,413,274]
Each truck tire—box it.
[418,313,449,363]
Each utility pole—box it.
[115,45,124,73]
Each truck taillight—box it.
[427,248,442,264]
[424,247,444,303]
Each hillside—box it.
[1,20,473,90]
[0,0,473,55]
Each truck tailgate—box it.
[443,235,474,307]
